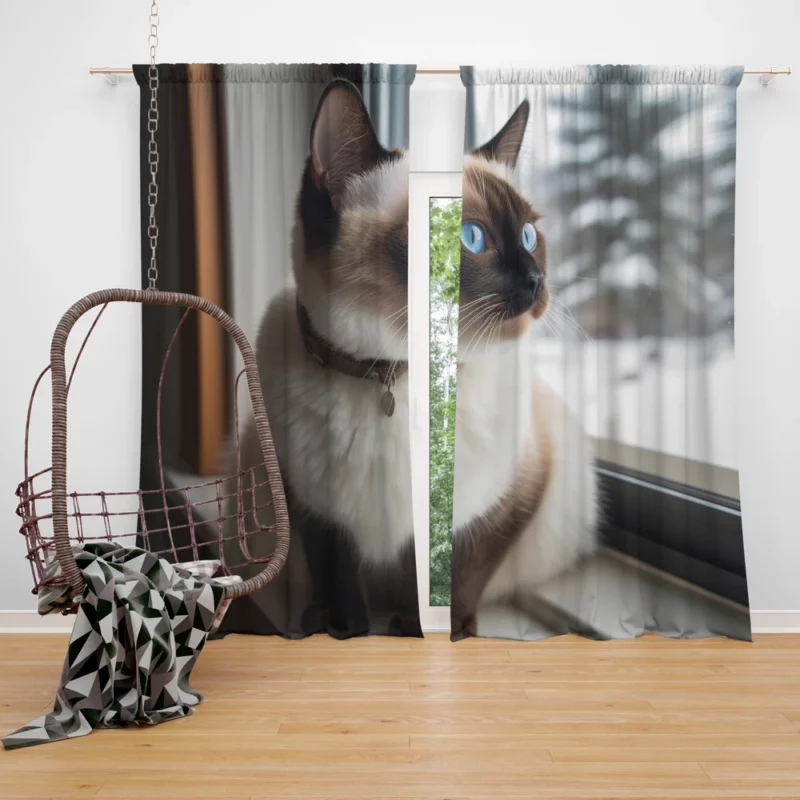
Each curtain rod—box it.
[89,65,792,85]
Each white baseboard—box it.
[0,611,74,633]
[1,610,798,635]
[749,610,800,634]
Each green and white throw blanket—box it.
[3,542,239,750]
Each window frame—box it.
[409,171,461,631]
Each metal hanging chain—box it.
[146,1,160,290]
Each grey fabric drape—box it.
[449,65,750,641]
[360,63,415,149]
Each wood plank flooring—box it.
[1,632,799,798]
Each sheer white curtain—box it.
[451,66,749,641]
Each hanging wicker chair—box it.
[16,287,290,612]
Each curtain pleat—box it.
[134,65,200,561]
[186,64,229,476]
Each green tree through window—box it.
[429,198,461,606]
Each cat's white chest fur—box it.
[255,289,413,565]
[453,340,536,530]
[454,336,597,598]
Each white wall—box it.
[2,0,798,615]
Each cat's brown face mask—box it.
[460,100,549,342]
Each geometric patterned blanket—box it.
[2,542,237,750]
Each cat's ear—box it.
[310,79,382,208]
[472,99,530,169]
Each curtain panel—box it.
[136,63,750,643]
[447,65,749,641]
[135,63,421,639]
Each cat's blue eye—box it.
[461,221,486,254]
[521,221,537,252]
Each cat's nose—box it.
[526,271,544,301]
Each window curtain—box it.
[449,66,750,642]
[136,63,751,645]
[135,64,421,639]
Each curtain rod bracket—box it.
[92,68,120,86]
[760,66,791,86]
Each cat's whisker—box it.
[460,301,490,318]
[463,318,491,361]
[361,316,409,377]
[337,287,379,319]
[462,303,504,361]
[459,298,503,329]
[547,276,600,287]
[384,304,409,324]
[483,313,504,359]
[459,293,500,314]
[459,308,491,329]
[304,287,373,322]
[326,284,361,302]
[480,310,501,357]
[458,311,486,331]
[460,299,503,333]
[546,304,591,341]
[324,275,359,294]
[458,308,495,360]
[329,259,362,274]
[544,308,573,335]
[381,313,409,340]
[474,310,505,359]
[542,314,562,343]
[458,296,487,311]
[549,294,581,312]
[545,310,586,343]
[489,308,509,349]
[387,333,409,386]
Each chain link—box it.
[146,1,160,290]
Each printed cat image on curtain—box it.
[447,66,750,642]
[134,64,421,639]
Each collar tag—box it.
[380,387,396,417]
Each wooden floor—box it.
[2,632,800,798]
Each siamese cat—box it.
[450,100,598,639]
[235,80,419,636]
